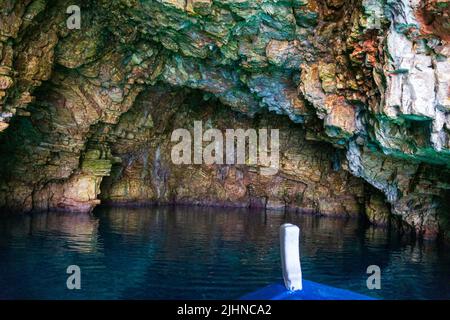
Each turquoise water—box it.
[0,206,449,300]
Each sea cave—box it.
[0,0,449,300]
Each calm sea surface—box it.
[0,206,448,299]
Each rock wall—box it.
[99,86,367,217]
[0,0,449,240]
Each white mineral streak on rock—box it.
[435,59,450,111]
[410,54,435,117]
[385,28,414,116]
[347,140,364,177]
[347,141,399,203]
[384,0,450,151]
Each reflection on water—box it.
[0,206,449,299]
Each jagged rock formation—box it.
[0,0,449,240]
[98,86,367,216]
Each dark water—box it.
[0,206,449,300]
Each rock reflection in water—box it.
[0,206,448,299]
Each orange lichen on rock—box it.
[350,36,378,67]
[415,0,450,42]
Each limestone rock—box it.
[0,0,448,241]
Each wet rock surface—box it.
[99,87,366,217]
[0,0,449,240]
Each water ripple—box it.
[0,206,448,299]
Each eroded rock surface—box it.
[0,0,449,240]
[98,87,366,217]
